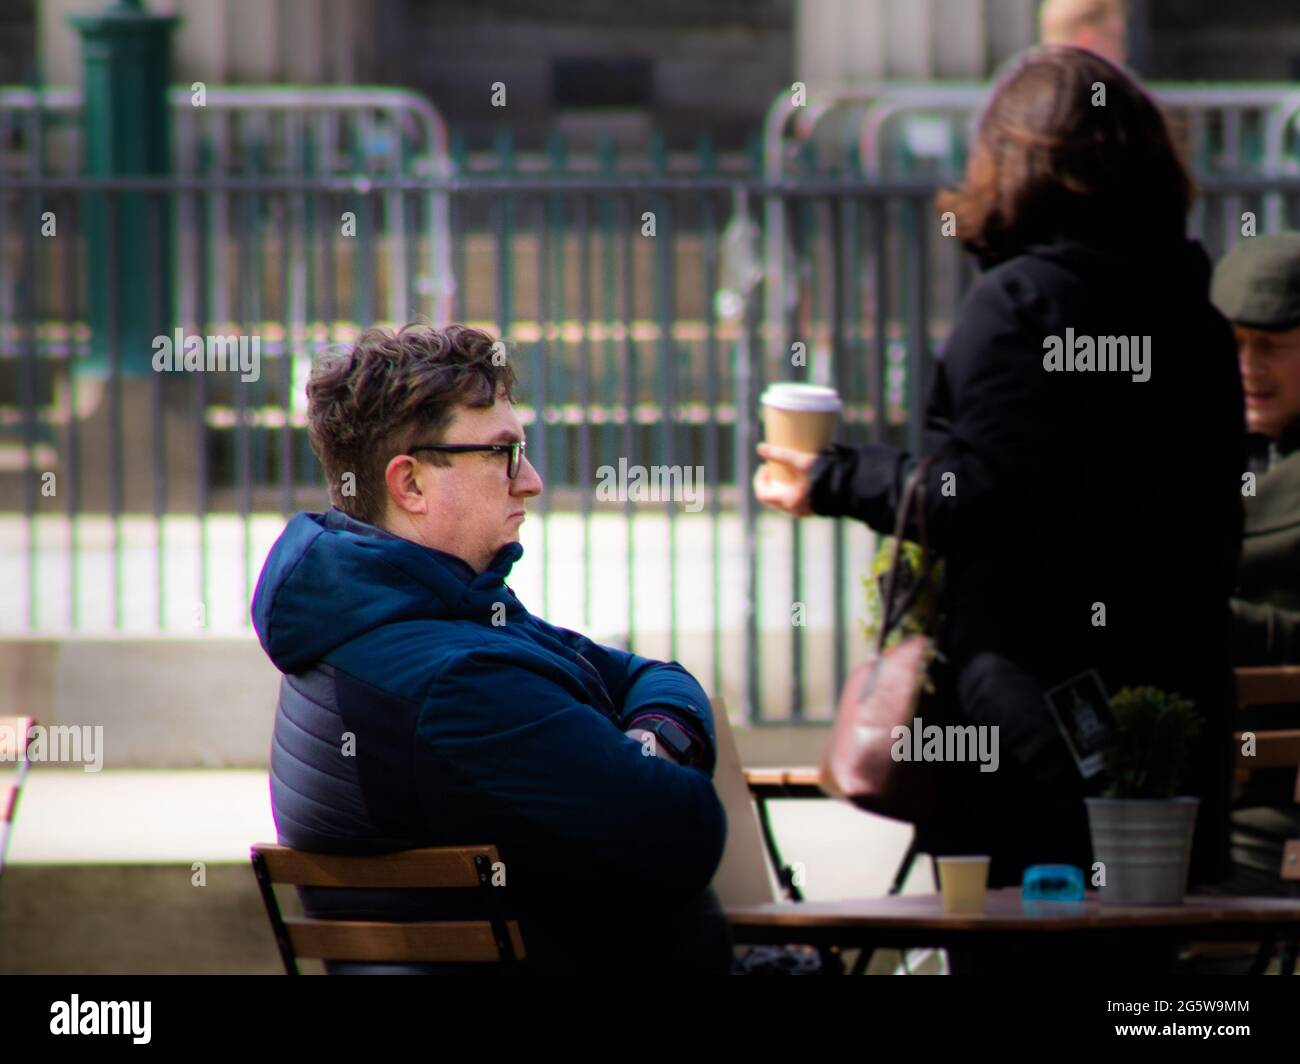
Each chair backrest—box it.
[1233,668,1300,885]
[249,843,525,974]
[1233,667,1300,780]
[0,716,35,877]
[707,699,782,907]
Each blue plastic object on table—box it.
[1022,864,1085,903]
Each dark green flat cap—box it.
[1212,232,1300,330]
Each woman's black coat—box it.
[811,236,1245,887]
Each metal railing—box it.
[7,82,1300,722]
[761,82,1300,363]
[0,163,942,723]
[1,84,458,327]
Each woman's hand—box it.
[753,443,817,517]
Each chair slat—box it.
[284,917,526,963]
[1235,667,1300,708]
[252,843,498,888]
[1233,730,1300,770]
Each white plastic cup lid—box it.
[759,383,842,413]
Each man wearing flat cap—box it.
[1213,232,1300,665]
[1209,232,1300,900]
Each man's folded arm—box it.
[550,626,718,771]
[412,653,727,895]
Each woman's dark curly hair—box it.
[936,45,1194,264]
[306,323,516,524]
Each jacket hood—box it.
[251,508,525,674]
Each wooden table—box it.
[727,889,1300,972]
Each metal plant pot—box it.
[1085,797,1199,905]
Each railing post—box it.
[70,0,179,377]
[721,186,763,722]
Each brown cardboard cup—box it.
[760,383,841,484]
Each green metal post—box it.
[71,0,179,376]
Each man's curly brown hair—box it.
[306,323,516,525]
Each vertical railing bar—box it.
[281,188,297,521]
[870,197,887,447]
[239,188,255,626]
[735,187,759,724]
[787,195,806,721]
[547,147,569,506]
[702,189,722,700]
[322,188,337,342]
[449,164,466,323]
[150,190,167,629]
[657,189,677,662]
[19,186,38,629]
[64,191,82,630]
[905,193,929,453]
[105,190,124,630]
[830,194,850,703]
[534,194,550,618]
[197,172,211,630]
[385,107,407,325]
[576,193,593,631]
[620,192,636,653]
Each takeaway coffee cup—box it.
[937,855,991,915]
[759,383,842,484]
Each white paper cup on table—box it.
[759,383,842,484]
[937,855,991,915]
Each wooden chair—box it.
[0,716,36,878]
[717,707,927,974]
[1181,667,1300,972]
[707,700,785,908]
[741,766,826,902]
[1227,666,1300,973]
[250,843,525,974]
[740,762,921,903]
[255,701,769,975]
[1234,666,1300,784]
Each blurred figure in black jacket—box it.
[756,47,1244,895]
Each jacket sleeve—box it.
[1230,596,1300,665]
[412,650,727,896]
[809,273,1059,550]
[550,626,717,770]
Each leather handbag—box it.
[820,457,940,824]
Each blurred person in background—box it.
[1039,0,1127,65]
[756,48,1244,913]
[1208,234,1300,899]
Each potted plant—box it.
[861,537,943,649]
[1085,686,1202,906]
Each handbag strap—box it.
[875,457,935,653]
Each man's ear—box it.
[384,454,429,516]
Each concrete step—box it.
[0,861,295,975]
[0,769,297,973]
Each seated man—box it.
[1209,233,1300,898]
[251,323,731,973]
[1214,233,1300,666]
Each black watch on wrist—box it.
[641,717,703,767]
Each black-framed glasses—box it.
[409,440,526,479]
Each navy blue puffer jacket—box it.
[250,508,729,972]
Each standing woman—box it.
[756,47,1245,890]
